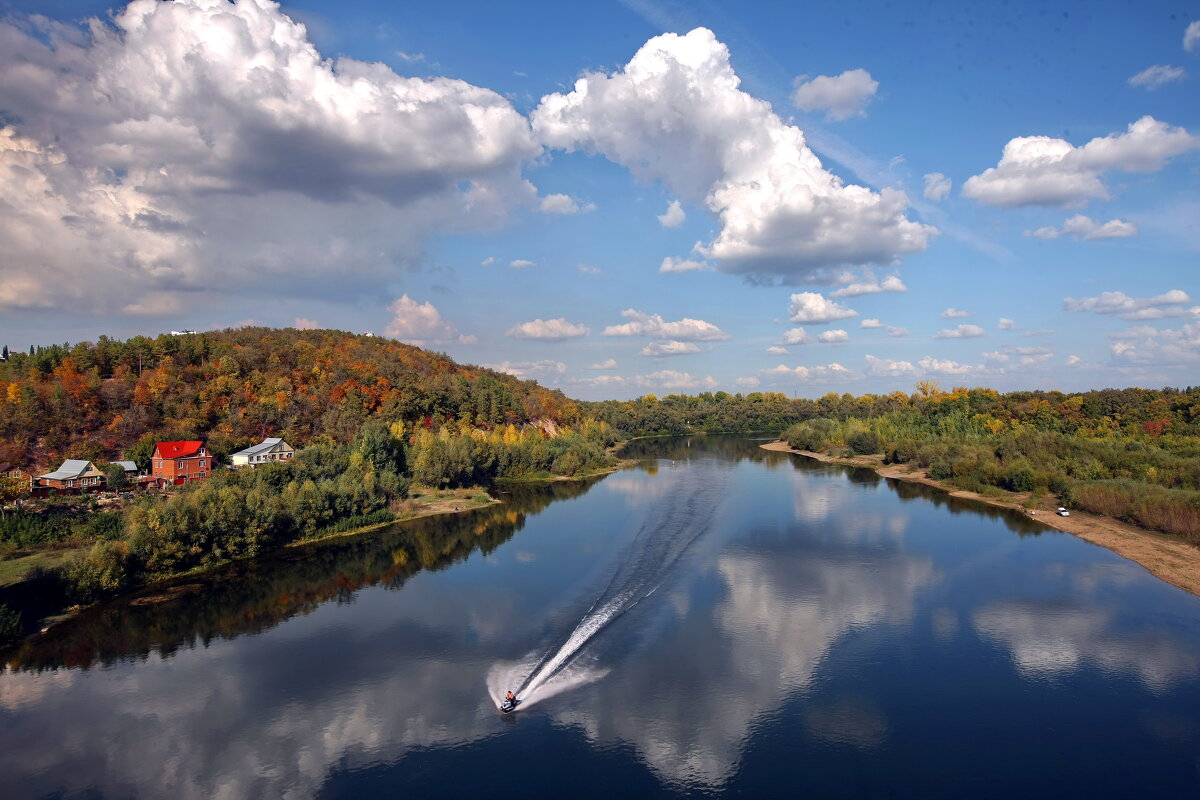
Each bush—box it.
[885,439,917,464]
[928,460,953,480]
[999,465,1035,492]
[61,540,134,605]
[784,418,839,452]
[848,430,882,455]
[0,602,22,645]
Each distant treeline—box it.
[772,387,1200,542]
[586,385,1200,440]
[585,384,1200,543]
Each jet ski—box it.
[500,694,519,713]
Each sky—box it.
[0,0,1197,400]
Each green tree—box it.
[104,462,130,490]
[355,420,407,474]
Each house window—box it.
[199,472,206,478]
[200,460,206,467]
[177,460,183,469]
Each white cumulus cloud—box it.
[505,317,590,340]
[658,200,686,227]
[818,329,849,343]
[865,355,916,376]
[1127,65,1186,90]
[588,358,618,370]
[659,256,709,273]
[941,308,971,318]
[830,274,907,297]
[760,363,851,382]
[292,317,319,330]
[532,29,933,283]
[781,328,810,345]
[1029,215,1137,240]
[1188,21,1200,51]
[923,172,952,202]
[791,68,879,121]
[998,318,1015,330]
[1064,289,1197,320]
[962,116,1200,207]
[935,324,985,339]
[765,346,789,355]
[486,360,566,379]
[789,292,858,324]
[860,318,885,329]
[641,340,702,356]
[1109,321,1200,364]
[384,295,474,346]
[0,0,541,312]
[918,356,975,375]
[603,309,730,340]
[510,259,536,269]
[539,193,594,214]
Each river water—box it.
[2,436,1199,798]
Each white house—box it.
[230,437,295,468]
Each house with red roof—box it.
[151,441,211,484]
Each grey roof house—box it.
[230,438,295,467]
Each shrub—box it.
[0,602,22,645]
[928,460,953,480]
[848,430,882,455]
[885,439,918,464]
[999,465,1035,492]
[61,540,134,605]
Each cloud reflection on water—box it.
[972,601,1200,692]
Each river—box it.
[2,435,1199,798]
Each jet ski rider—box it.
[505,690,516,704]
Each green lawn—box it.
[0,549,81,587]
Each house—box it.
[230,437,294,468]
[151,441,211,484]
[114,460,139,476]
[0,463,33,493]
[37,460,105,490]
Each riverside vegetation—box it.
[2,327,1198,642]
[0,328,617,642]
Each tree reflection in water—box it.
[3,480,600,672]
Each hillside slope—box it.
[0,328,581,470]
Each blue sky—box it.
[0,0,1197,399]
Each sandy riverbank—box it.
[761,440,1200,597]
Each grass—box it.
[0,548,82,587]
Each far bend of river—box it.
[3,436,1200,798]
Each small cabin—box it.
[0,463,33,493]
[230,438,295,468]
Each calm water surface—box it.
[2,436,1199,798]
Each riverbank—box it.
[762,440,1200,597]
[0,486,504,641]
[286,487,500,548]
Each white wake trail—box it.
[490,461,730,710]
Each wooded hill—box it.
[0,327,583,471]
